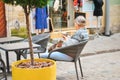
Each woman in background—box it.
[41,16,89,61]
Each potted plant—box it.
[2,0,56,80]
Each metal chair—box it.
[23,33,50,58]
[48,40,88,80]
[32,33,50,58]
[0,53,7,80]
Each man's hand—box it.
[48,44,57,52]
[56,40,63,47]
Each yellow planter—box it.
[12,58,56,80]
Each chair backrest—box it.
[24,33,50,51]
[32,33,50,51]
[49,40,88,61]
[74,40,88,61]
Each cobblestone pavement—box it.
[0,33,120,80]
[56,51,120,80]
[6,51,120,80]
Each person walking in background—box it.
[93,0,104,37]
[93,0,104,17]
[40,16,89,61]
[35,7,48,34]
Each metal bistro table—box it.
[0,36,24,44]
[0,42,40,73]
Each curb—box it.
[81,49,120,57]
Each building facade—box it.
[0,0,120,37]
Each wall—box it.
[95,0,120,34]
[0,1,7,37]
[110,0,120,33]
[5,5,26,28]
[4,5,26,36]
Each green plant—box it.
[11,27,28,38]
[3,0,49,65]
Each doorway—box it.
[49,0,74,31]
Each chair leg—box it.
[78,58,83,77]
[1,67,7,80]
[74,61,79,80]
[0,59,7,80]
[38,53,40,58]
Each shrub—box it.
[11,27,28,38]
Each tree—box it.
[2,0,49,65]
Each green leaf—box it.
[3,0,50,8]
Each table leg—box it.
[17,54,21,60]
[5,51,10,73]
[15,50,27,60]
[15,50,21,60]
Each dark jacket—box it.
[93,0,104,16]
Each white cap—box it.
[75,16,86,26]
